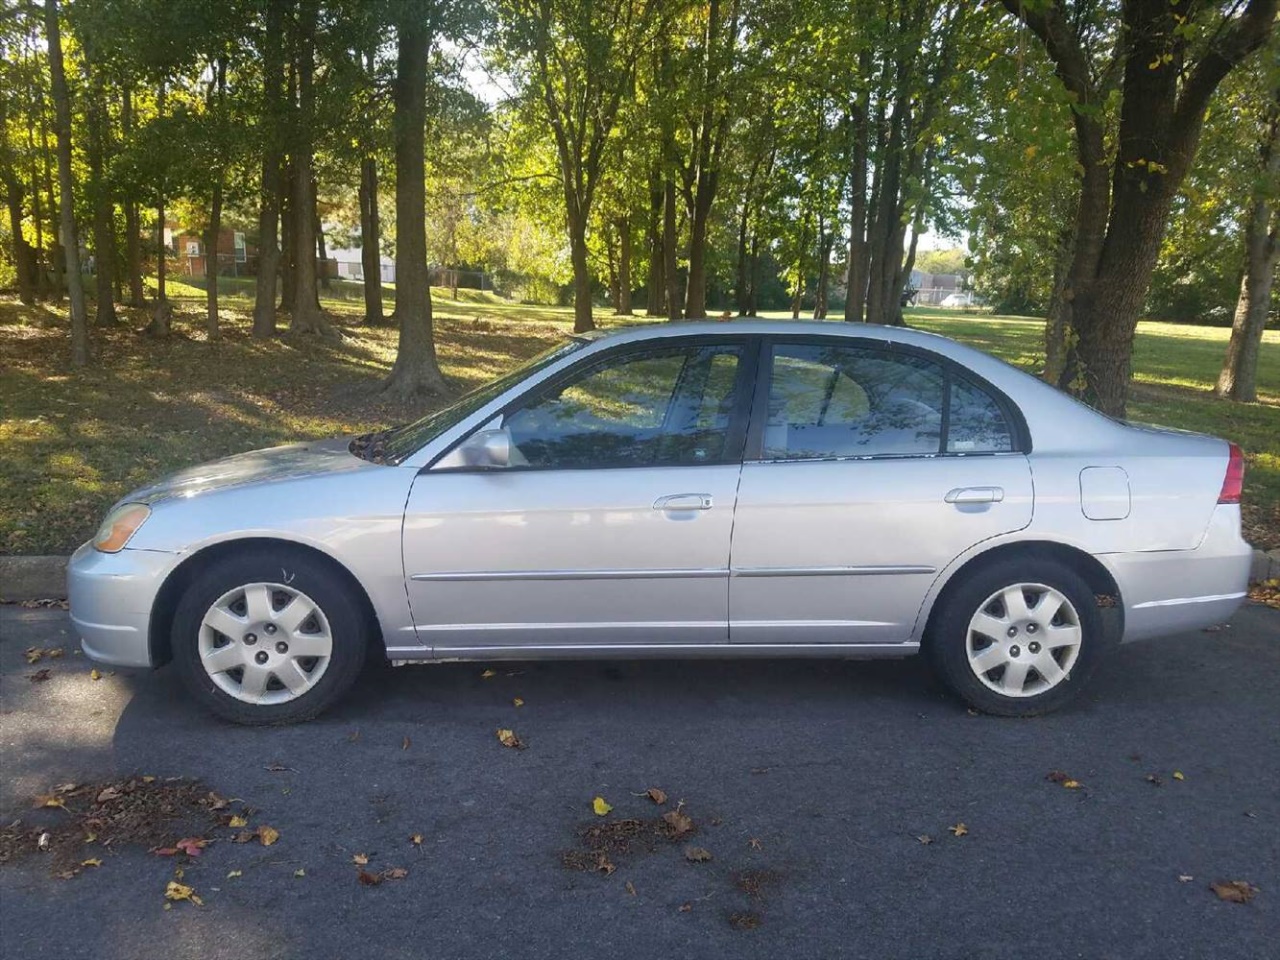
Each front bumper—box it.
[1103,504,1253,643]
[67,542,177,668]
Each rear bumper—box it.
[67,542,176,668]
[1102,505,1252,643]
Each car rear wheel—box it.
[171,549,368,724]
[926,557,1111,716]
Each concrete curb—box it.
[2,548,1279,604]
[0,556,68,603]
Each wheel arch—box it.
[918,540,1124,648]
[148,537,384,667]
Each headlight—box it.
[93,503,151,553]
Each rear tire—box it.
[171,549,369,724]
[926,557,1112,717]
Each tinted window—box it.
[947,378,1013,453]
[763,343,945,460]
[505,345,743,468]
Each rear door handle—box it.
[653,493,714,511]
[945,486,1004,504]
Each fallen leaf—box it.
[684,846,713,863]
[410,834,423,846]
[96,786,121,802]
[357,868,383,886]
[481,669,496,679]
[89,669,102,681]
[1173,771,1186,781]
[27,669,51,683]
[174,837,209,857]
[383,867,408,881]
[226,870,242,879]
[916,835,934,845]
[32,794,66,811]
[1062,780,1082,789]
[47,648,64,659]
[663,809,694,837]
[256,825,279,847]
[352,853,369,866]
[164,880,202,906]
[646,787,667,806]
[625,881,637,896]
[1210,880,1257,904]
[1145,774,1164,787]
[231,831,255,844]
[512,697,524,707]
[749,837,763,850]
[949,823,969,837]
[678,903,692,913]
[496,728,526,750]
[81,858,102,868]
[293,869,305,878]
[228,815,248,828]
[401,736,411,750]
[24,647,44,664]
[1178,875,1193,883]
[592,796,613,816]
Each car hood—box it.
[122,438,377,505]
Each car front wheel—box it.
[926,557,1112,716]
[171,549,369,724]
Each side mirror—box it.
[461,429,511,468]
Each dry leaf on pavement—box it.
[256,825,279,846]
[949,823,969,837]
[1210,881,1257,903]
[662,809,694,837]
[496,728,526,750]
[592,796,613,816]
[684,846,713,863]
[352,853,369,865]
[164,881,202,906]
[645,788,667,805]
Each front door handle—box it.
[653,493,714,511]
[945,486,1004,505]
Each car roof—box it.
[581,318,959,351]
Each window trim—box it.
[743,335,1030,463]
[426,334,760,474]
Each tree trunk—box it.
[39,77,63,302]
[383,0,448,397]
[279,159,295,313]
[252,2,284,338]
[1217,97,1280,403]
[2,177,38,304]
[813,221,832,319]
[646,168,664,315]
[121,85,145,307]
[684,192,711,318]
[83,44,117,328]
[359,155,384,323]
[313,183,330,290]
[735,195,750,315]
[0,89,38,304]
[845,68,870,322]
[663,175,681,320]
[204,58,226,341]
[617,216,632,315]
[567,216,594,333]
[289,0,334,337]
[45,0,88,365]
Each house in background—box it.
[908,270,967,305]
[170,224,256,278]
[323,243,397,284]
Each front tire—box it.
[926,557,1111,717]
[171,549,369,724]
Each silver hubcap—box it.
[965,582,1082,698]
[198,582,333,705]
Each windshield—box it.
[350,339,589,465]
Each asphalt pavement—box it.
[1,603,1277,960]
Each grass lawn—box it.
[1,289,1276,555]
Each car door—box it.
[401,338,754,652]
[729,337,1034,645]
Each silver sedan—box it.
[69,321,1253,723]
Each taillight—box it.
[1218,442,1244,504]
